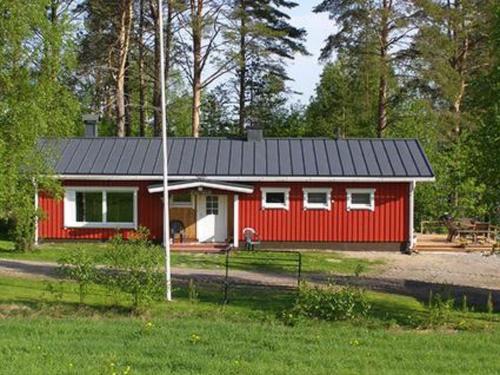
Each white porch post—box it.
[409,181,415,250]
[233,194,239,248]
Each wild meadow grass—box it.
[0,275,499,375]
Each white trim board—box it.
[55,174,435,183]
[148,181,254,194]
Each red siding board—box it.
[39,180,163,241]
[39,180,410,244]
[238,182,409,243]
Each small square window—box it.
[303,188,332,210]
[261,188,290,210]
[346,189,375,211]
[170,192,193,208]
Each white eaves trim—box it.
[56,175,435,183]
[148,181,254,194]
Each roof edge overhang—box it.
[54,175,436,183]
[147,180,254,194]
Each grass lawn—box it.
[0,240,384,276]
[1,275,500,374]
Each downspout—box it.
[409,181,415,250]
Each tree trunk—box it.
[116,0,133,137]
[164,0,174,133]
[150,0,161,136]
[377,0,390,138]
[191,0,203,138]
[138,0,146,137]
[238,3,247,133]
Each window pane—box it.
[351,193,371,205]
[172,192,191,204]
[308,192,327,204]
[76,192,103,222]
[206,196,218,215]
[266,192,285,204]
[107,192,134,223]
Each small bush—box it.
[101,232,163,309]
[58,249,97,305]
[486,292,494,315]
[426,292,454,327]
[284,282,371,323]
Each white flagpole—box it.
[158,0,172,301]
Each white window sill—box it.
[304,205,331,210]
[347,206,374,211]
[65,223,137,229]
[262,205,289,210]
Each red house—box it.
[37,127,434,251]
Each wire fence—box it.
[222,249,302,304]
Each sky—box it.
[286,1,333,104]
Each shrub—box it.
[101,232,163,309]
[286,282,371,322]
[58,249,97,305]
[426,292,454,327]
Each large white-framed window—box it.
[346,188,375,211]
[170,191,194,208]
[64,187,138,228]
[303,188,332,210]
[261,187,290,210]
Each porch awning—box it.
[147,179,254,194]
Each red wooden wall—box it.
[38,180,163,240]
[39,180,409,243]
[238,182,409,243]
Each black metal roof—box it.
[39,137,434,179]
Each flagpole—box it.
[158,0,172,301]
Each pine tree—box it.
[230,0,307,132]
[314,0,416,137]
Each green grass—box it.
[0,275,499,374]
[0,240,384,276]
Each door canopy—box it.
[147,179,254,194]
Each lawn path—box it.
[1,257,500,311]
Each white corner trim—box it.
[302,188,332,210]
[64,187,138,229]
[233,194,239,248]
[409,181,416,249]
[261,187,290,210]
[34,185,39,246]
[346,188,376,211]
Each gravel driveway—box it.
[343,251,500,290]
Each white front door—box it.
[196,194,227,242]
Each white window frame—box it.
[303,188,332,210]
[64,187,138,229]
[261,187,290,210]
[346,188,375,211]
[169,191,194,208]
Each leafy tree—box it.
[305,59,378,138]
[0,0,79,249]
